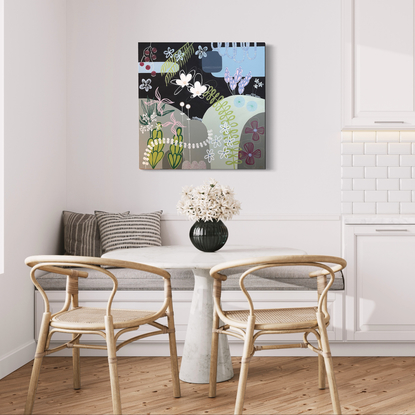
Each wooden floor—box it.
[1,356,414,414]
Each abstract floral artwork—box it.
[138,42,266,170]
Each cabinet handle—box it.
[374,121,405,123]
[375,229,409,232]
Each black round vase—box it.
[189,220,228,252]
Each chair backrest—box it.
[210,254,347,318]
[26,255,172,318]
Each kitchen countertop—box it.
[343,215,415,224]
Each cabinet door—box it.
[343,0,415,128]
[344,225,415,341]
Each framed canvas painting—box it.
[138,42,265,170]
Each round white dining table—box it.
[102,245,306,383]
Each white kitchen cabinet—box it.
[342,0,415,129]
[343,222,415,341]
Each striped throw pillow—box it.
[63,211,102,257]
[95,210,163,254]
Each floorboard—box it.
[0,356,414,414]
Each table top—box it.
[102,245,306,269]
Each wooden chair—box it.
[208,255,347,415]
[24,255,181,415]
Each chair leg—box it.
[72,335,81,390]
[317,313,341,415]
[24,312,51,415]
[105,316,122,415]
[317,331,326,390]
[234,316,255,415]
[166,302,181,398]
[318,354,326,390]
[209,309,220,398]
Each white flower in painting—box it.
[139,78,152,92]
[164,47,175,59]
[218,148,230,159]
[195,45,208,59]
[254,78,264,88]
[189,81,207,98]
[204,149,215,163]
[175,50,184,61]
[176,179,241,222]
[224,136,234,147]
[175,72,192,88]
[211,135,222,148]
[220,122,231,135]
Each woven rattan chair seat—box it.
[51,307,160,330]
[224,306,319,329]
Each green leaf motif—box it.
[149,151,164,168]
[147,123,165,169]
[168,127,184,169]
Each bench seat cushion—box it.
[35,266,344,291]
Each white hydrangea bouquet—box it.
[177,178,241,222]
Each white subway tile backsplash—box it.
[400,155,415,166]
[342,190,364,202]
[399,131,415,142]
[365,190,387,202]
[401,203,415,214]
[342,130,415,215]
[353,203,376,214]
[376,179,400,191]
[376,131,399,143]
[400,179,415,190]
[364,143,388,155]
[353,178,376,191]
[353,131,376,143]
[388,143,411,155]
[388,190,411,202]
[341,179,353,191]
[341,131,353,143]
[341,155,353,167]
[353,155,376,167]
[342,143,364,155]
[342,202,353,214]
[388,166,412,179]
[341,167,364,178]
[365,167,387,179]
[376,202,400,214]
[377,155,400,167]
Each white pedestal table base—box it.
[179,269,234,384]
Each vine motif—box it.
[204,86,225,105]
[213,99,240,169]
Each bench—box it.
[35,266,345,291]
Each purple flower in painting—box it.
[224,67,244,92]
[245,120,265,141]
[224,67,231,84]
[238,72,252,94]
[239,142,261,165]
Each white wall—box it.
[1,0,343,378]
[66,0,342,254]
[0,0,67,378]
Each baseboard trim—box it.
[0,340,36,379]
